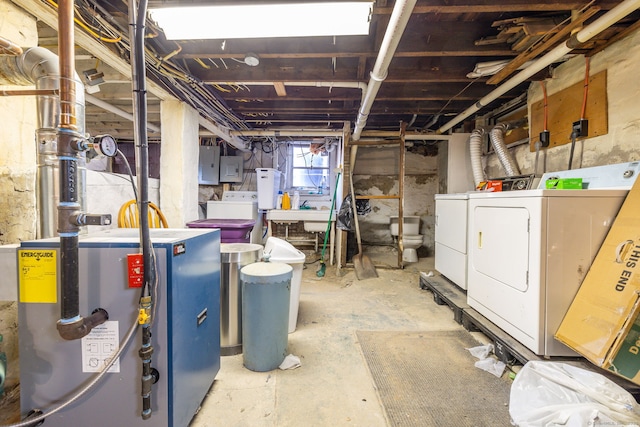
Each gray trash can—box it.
[241,262,292,372]
[220,243,263,356]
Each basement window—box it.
[287,142,334,194]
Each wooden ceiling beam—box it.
[374,1,620,14]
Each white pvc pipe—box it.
[437,0,640,134]
[229,129,343,137]
[352,0,417,140]
[198,117,249,151]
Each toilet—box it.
[389,216,423,263]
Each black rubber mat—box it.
[357,330,512,427]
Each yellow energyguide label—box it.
[18,249,57,303]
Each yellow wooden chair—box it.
[118,200,169,228]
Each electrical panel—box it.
[199,145,221,185]
[219,156,243,183]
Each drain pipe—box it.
[352,0,417,141]
[489,123,521,177]
[469,129,486,187]
[55,0,109,340]
[437,0,640,134]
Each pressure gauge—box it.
[94,134,118,157]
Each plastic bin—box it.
[256,168,282,210]
[264,237,306,333]
[241,262,292,372]
[219,243,263,356]
[187,218,256,243]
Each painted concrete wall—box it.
[485,27,640,178]
[353,145,439,255]
[160,100,200,226]
[0,1,38,245]
[85,171,160,232]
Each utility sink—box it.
[267,209,336,232]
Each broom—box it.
[317,169,342,277]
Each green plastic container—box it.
[545,178,583,189]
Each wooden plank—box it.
[419,272,469,324]
[487,7,600,85]
[462,308,541,365]
[355,195,399,200]
[529,70,608,151]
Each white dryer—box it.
[435,193,469,289]
[207,191,263,244]
[467,189,628,356]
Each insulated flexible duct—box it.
[469,129,486,187]
[489,123,521,177]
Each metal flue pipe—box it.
[352,0,417,140]
[0,46,80,239]
[437,0,640,134]
[55,0,108,340]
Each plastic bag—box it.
[467,343,495,360]
[355,198,371,216]
[509,361,640,426]
[337,194,353,231]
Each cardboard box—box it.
[545,178,583,189]
[555,177,640,385]
[476,180,503,192]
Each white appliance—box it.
[255,168,282,210]
[466,162,640,357]
[434,193,469,289]
[207,191,263,244]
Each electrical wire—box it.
[580,56,590,119]
[540,80,549,131]
[44,0,122,43]
[117,149,138,202]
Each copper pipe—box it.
[0,36,23,56]
[0,89,59,96]
[58,0,76,130]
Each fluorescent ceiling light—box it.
[149,2,374,40]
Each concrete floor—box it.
[190,254,478,427]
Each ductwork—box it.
[0,46,85,239]
[489,123,521,177]
[352,0,417,140]
[0,6,108,340]
[438,0,640,134]
[469,129,486,187]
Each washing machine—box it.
[435,193,469,290]
[466,162,640,357]
[207,191,263,244]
